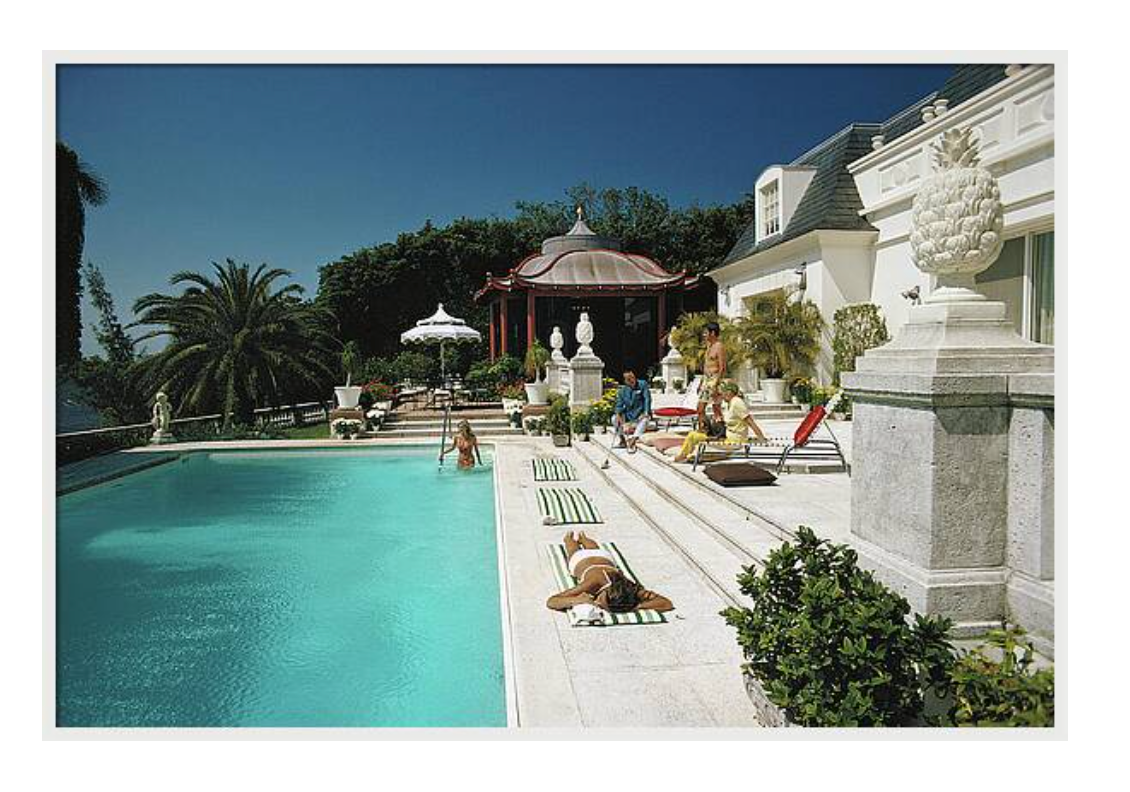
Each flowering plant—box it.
[331,418,364,438]
[363,380,395,403]
[497,380,527,401]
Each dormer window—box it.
[761,180,781,237]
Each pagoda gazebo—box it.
[475,208,706,377]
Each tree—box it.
[56,142,108,367]
[133,259,338,430]
[832,303,890,385]
[71,262,148,425]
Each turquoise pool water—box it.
[56,448,506,727]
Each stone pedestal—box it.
[660,345,686,395]
[569,354,604,407]
[842,298,1054,641]
[149,429,177,445]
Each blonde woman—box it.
[673,380,767,463]
[445,420,481,469]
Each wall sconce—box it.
[901,285,921,305]
[794,262,808,294]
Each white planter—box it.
[525,381,549,405]
[501,397,526,415]
[761,378,788,404]
[374,400,393,412]
[334,385,363,409]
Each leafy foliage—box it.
[832,303,890,385]
[722,526,954,727]
[735,289,825,380]
[940,626,1054,727]
[544,394,571,437]
[570,407,594,438]
[668,312,744,375]
[132,259,337,430]
[524,339,550,381]
[56,142,108,367]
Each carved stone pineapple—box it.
[910,127,1004,291]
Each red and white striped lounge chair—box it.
[652,376,702,430]
[691,390,850,475]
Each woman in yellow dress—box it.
[673,380,767,463]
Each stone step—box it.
[381,418,513,430]
[375,427,524,438]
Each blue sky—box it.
[58,63,953,355]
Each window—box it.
[974,228,1054,344]
[761,181,781,238]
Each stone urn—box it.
[334,385,363,409]
[524,381,549,405]
[761,378,788,404]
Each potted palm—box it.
[335,341,364,409]
[736,290,825,404]
[524,340,551,405]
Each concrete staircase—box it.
[375,405,523,439]
[568,434,800,608]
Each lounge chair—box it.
[691,390,850,474]
[652,376,702,430]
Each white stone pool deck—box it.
[72,422,858,728]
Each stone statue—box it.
[909,126,1003,303]
[550,325,565,360]
[575,312,594,357]
[150,391,176,444]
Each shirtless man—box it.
[546,531,674,614]
[698,321,726,426]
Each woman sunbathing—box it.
[546,531,674,613]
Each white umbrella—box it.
[400,303,482,385]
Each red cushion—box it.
[654,407,697,418]
[793,406,826,446]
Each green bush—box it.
[668,312,744,375]
[832,303,890,385]
[524,340,550,381]
[390,350,436,385]
[570,407,594,438]
[789,376,813,405]
[544,395,571,437]
[589,399,613,428]
[723,527,953,727]
[940,626,1054,727]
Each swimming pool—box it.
[55,448,507,727]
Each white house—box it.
[710,64,1055,393]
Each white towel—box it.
[569,603,610,626]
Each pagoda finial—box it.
[576,204,584,221]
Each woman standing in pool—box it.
[445,419,482,469]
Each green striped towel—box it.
[536,487,602,525]
[545,541,667,626]
[532,457,577,482]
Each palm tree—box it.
[132,259,338,430]
[57,142,108,367]
[735,288,826,380]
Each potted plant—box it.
[673,378,685,394]
[651,377,666,393]
[524,340,551,405]
[335,341,364,409]
[789,376,813,408]
[589,399,613,433]
[735,289,825,404]
[545,395,571,447]
[330,417,363,440]
[498,380,527,416]
[570,407,594,441]
[363,380,396,412]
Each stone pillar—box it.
[1005,374,1055,656]
[569,312,604,406]
[660,339,686,395]
[547,325,568,395]
[841,125,1054,643]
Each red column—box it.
[500,296,509,356]
[488,300,497,361]
[526,290,536,351]
[657,292,667,364]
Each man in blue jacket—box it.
[612,370,652,454]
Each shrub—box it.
[570,407,594,438]
[391,350,436,385]
[497,380,527,401]
[722,526,953,727]
[544,395,571,437]
[491,354,523,383]
[832,303,890,385]
[651,377,666,392]
[524,340,550,381]
[940,626,1054,727]
[589,399,613,428]
[789,376,813,405]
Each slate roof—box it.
[717,65,1011,269]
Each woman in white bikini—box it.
[546,531,674,613]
